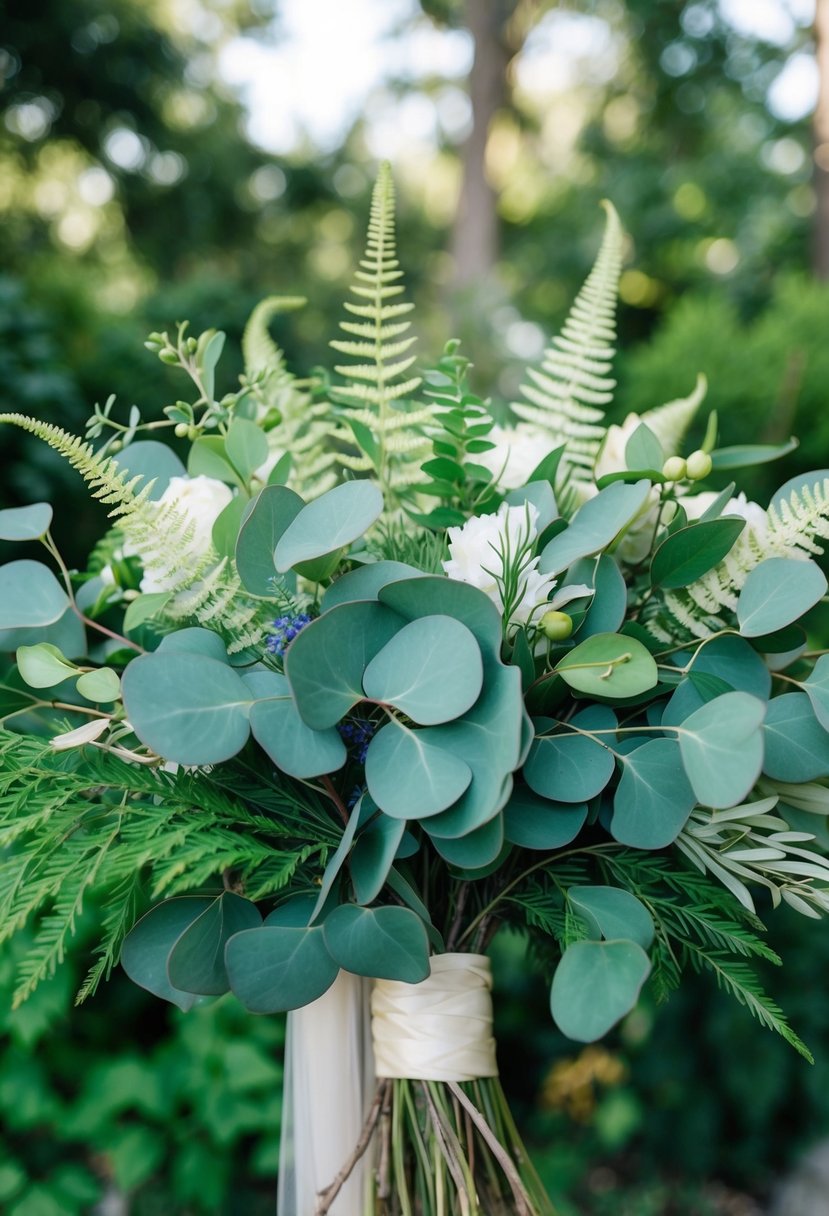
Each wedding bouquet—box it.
[4,164,829,1216]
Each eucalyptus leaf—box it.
[113,441,186,500]
[430,814,505,869]
[503,787,587,849]
[737,558,827,637]
[804,655,829,732]
[16,643,79,689]
[167,892,262,995]
[711,439,798,470]
[677,691,765,808]
[76,667,121,703]
[569,887,655,950]
[575,555,626,638]
[0,503,53,541]
[625,423,663,472]
[274,480,384,573]
[539,480,651,576]
[235,484,304,595]
[246,670,346,779]
[322,561,425,612]
[556,632,658,700]
[121,652,252,764]
[551,940,651,1043]
[121,898,213,1010]
[365,718,473,819]
[211,495,247,559]
[351,815,407,905]
[157,627,229,662]
[525,723,615,803]
[611,738,696,848]
[225,924,338,1013]
[763,693,829,782]
[322,904,430,983]
[0,561,70,630]
[286,601,404,730]
[225,417,269,481]
[363,615,483,725]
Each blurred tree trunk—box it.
[815,0,829,278]
[450,0,517,290]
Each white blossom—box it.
[474,425,551,490]
[682,490,767,536]
[443,503,557,627]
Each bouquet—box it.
[3,164,829,1215]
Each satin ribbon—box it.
[371,952,499,1082]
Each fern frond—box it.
[511,201,624,481]
[0,414,274,648]
[242,294,307,376]
[330,162,427,498]
[641,373,707,456]
[659,474,829,640]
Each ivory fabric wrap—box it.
[371,952,499,1082]
[278,969,374,1216]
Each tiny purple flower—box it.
[265,612,312,658]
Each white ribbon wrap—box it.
[278,970,374,1216]
[371,953,498,1082]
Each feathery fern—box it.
[0,414,270,651]
[640,373,707,457]
[660,473,829,640]
[511,201,624,481]
[0,731,335,1005]
[329,161,431,497]
[242,295,339,496]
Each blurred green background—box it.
[3,0,829,1212]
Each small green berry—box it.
[686,450,713,480]
[187,425,200,441]
[540,610,574,641]
[109,439,122,453]
[662,456,687,481]
[174,422,189,438]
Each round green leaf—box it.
[322,561,425,611]
[365,719,472,819]
[503,787,587,849]
[157,627,229,662]
[737,558,827,637]
[274,480,384,573]
[16,642,79,689]
[285,601,404,730]
[0,560,70,629]
[569,887,655,950]
[804,655,829,731]
[551,940,651,1043]
[322,904,430,983]
[76,667,121,703]
[539,480,652,576]
[121,898,213,1010]
[225,924,338,1013]
[574,554,627,638]
[771,469,829,514]
[121,652,252,764]
[351,815,406,905]
[677,690,765,808]
[524,722,615,804]
[556,632,658,700]
[763,693,829,782]
[246,670,346,779]
[211,494,247,559]
[167,892,262,996]
[0,503,53,541]
[225,417,269,480]
[688,634,772,700]
[650,519,745,590]
[363,614,483,725]
[113,441,185,500]
[235,484,305,595]
[612,738,696,848]
[378,575,503,657]
[429,814,505,870]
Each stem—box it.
[446,1083,535,1216]
[321,775,350,827]
[315,1080,389,1216]
[42,533,145,654]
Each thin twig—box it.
[447,1082,535,1216]
[321,774,350,827]
[446,881,470,952]
[315,1080,389,1216]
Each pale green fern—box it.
[511,201,624,481]
[660,474,829,640]
[640,373,707,457]
[0,414,269,652]
[329,161,430,497]
[242,295,339,496]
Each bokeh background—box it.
[3,1,829,1212]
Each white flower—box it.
[443,503,557,627]
[682,490,767,536]
[138,475,233,593]
[475,425,551,490]
[594,413,646,481]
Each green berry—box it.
[686,450,713,480]
[540,610,574,641]
[662,456,687,481]
[174,422,189,438]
